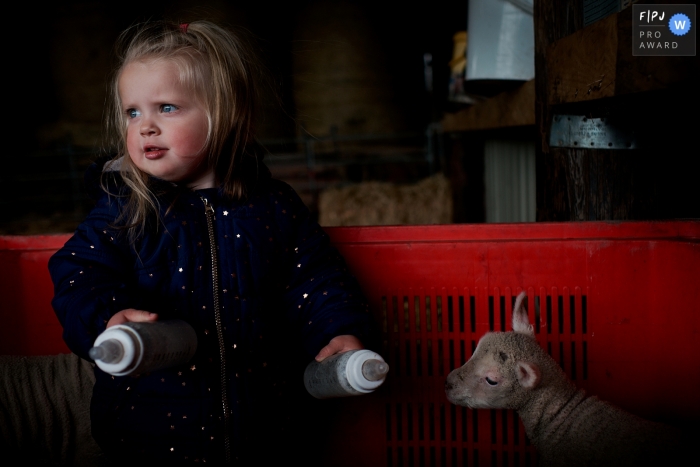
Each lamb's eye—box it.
[485,377,498,386]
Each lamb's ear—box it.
[511,291,534,337]
[516,361,541,389]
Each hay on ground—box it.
[318,173,452,226]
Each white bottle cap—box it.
[92,325,142,376]
[345,350,387,393]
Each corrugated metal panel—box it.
[583,0,639,27]
[583,0,620,27]
[484,140,536,223]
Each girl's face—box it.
[119,59,213,189]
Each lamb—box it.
[445,291,689,467]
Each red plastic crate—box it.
[323,221,700,467]
[1,220,699,467]
[0,234,71,355]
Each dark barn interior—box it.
[1,2,699,466]
[2,0,698,234]
[4,0,466,233]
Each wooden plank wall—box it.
[442,80,535,132]
[534,0,699,221]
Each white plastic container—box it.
[466,0,534,83]
[304,349,389,399]
[89,320,197,376]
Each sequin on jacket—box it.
[48,159,376,465]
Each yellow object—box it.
[449,31,467,73]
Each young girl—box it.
[49,20,377,465]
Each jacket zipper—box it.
[201,196,232,463]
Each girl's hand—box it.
[107,308,158,328]
[315,334,364,362]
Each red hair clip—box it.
[179,23,189,34]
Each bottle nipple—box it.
[88,338,124,364]
[361,358,389,381]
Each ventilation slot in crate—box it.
[378,287,588,467]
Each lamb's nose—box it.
[445,380,453,391]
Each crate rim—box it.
[326,220,700,244]
[1,220,699,251]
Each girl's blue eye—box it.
[126,109,141,119]
[162,104,177,113]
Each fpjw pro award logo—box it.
[633,4,695,56]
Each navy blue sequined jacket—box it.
[48,159,376,464]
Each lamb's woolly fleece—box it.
[0,353,107,466]
[445,293,689,467]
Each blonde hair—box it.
[104,20,263,238]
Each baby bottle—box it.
[304,349,389,399]
[88,319,198,376]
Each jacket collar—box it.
[84,153,271,201]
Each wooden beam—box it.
[546,13,618,104]
[546,7,699,105]
[441,79,535,132]
[615,9,699,96]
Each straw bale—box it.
[318,173,452,226]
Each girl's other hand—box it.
[107,308,158,328]
[315,334,364,362]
